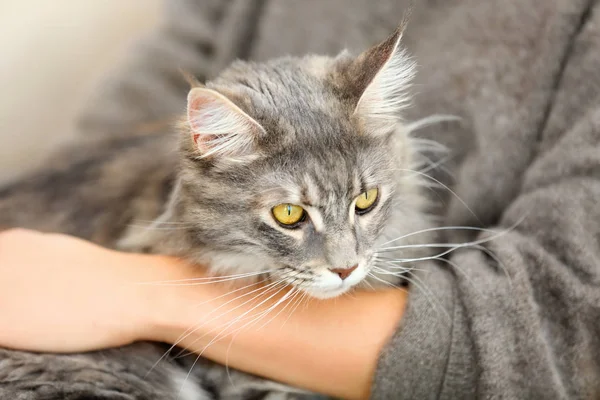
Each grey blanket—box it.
[22,0,600,398]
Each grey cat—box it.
[0,24,436,400]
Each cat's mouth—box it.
[272,262,369,299]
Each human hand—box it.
[0,228,167,352]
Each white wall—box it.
[0,0,161,184]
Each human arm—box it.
[154,268,406,400]
[0,228,406,400]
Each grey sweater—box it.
[76,0,600,398]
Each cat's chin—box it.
[300,280,365,299]
[302,286,353,299]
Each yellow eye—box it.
[272,204,306,227]
[355,188,379,213]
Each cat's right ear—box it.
[186,87,266,160]
[339,15,415,136]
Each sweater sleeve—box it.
[371,2,600,398]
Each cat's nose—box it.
[329,265,358,281]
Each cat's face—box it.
[253,144,395,299]
[153,26,431,298]
[183,126,398,298]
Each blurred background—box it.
[0,0,161,184]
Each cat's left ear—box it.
[345,22,415,134]
[186,87,266,160]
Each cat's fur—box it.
[0,25,434,400]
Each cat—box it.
[0,23,437,400]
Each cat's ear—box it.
[186,87,266,159]
[347,23,415,134]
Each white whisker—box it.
[172,269,305,359]
[190,279,269,309]
[197,283,294,356]
[367,271,408,295]
[374,263,427,274]
[126,224,193,231]
[225,287,301,385]
[281,289,310,329]
[377,224,516,263]
[405,114,462,135]
[147,278,285,375]
[135,269,274,285]
[378,225,495,247]
[175,281,292,394]
[396,168,482,225]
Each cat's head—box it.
[136,25,433,298]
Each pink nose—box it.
[330,265,358,281]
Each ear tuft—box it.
[186,88,265,160]
[348,21,416,134]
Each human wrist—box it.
[130,254,234,349]
[114,252,203,344]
